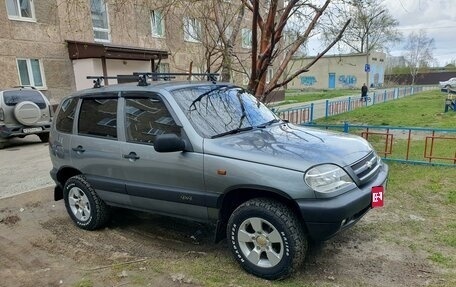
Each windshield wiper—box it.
[210,126,254,139]
[256,118,281,128]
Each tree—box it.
[243,0,351,101]
[321,0,401,54]
[403,30,435,85]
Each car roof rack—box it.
[87,72,219,88]
[13,85,37,90]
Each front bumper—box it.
[297,163,389,241]
[0,124,51,139]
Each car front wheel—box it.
[227,198,307,280]
[63,175,111,230]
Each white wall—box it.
[72,59,103,90]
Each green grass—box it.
[281,89,359,105]
[314,90,456,128]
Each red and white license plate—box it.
[371,186,384,208]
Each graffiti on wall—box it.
[338,75,357,87]
[300,76,317,86]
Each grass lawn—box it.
[281,89,360,105]
[314,90,456,128]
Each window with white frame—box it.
[6,0,35,21]
[241,28,252,48]
[183,17,201,43]
[151,10,165,38]
[16,59,46,88]
[157,63,170,73]
[90,0,110,42]
[266,67,273,84]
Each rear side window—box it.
[78,97,118,139]
[55,98,78,133]
[124,93,180,145]
[3,90,46,109]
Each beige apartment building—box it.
[0,0,255,103]
[287,52,386,90]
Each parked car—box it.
[48,75,388,280]
[0,87,53,148]
[439,77,456,89]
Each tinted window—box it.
[55,98,78,133]
[172,86,276,138]
[78,97,118,139]
[3,90,46,109]
[124,95,180,144]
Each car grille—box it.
[350,151,381,185]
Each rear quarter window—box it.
[3,90,47,109]
[55,98,78,133]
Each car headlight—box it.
[304,164,355,194]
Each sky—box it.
[383,0,456,66]
[306,0,456,67]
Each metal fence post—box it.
[348,97,351,111]
[325,100,329,118]
[310,103,314,122]
[384,90,387,102]
[343,121,349,133]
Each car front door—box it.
[119,92,208,221]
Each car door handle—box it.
[123,152,140,161]
[72,145,85,153]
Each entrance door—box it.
[328,73,336,89]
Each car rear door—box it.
[70,93,128,203]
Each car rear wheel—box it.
[227,198,307,280]
[63,175,111,230]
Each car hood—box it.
[203,123,372,172]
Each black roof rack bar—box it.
[132,72,219,82]
[13,85,37,90]
[87,76,120,88]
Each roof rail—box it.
[133,72,219,83]
[13,85,37,90]
[87,72,219,88]
[86,76,120,88]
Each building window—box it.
[157,63,170,73]
[16,59,46,89]
[241,28,252,48]
[183,17,201,43]
[266,67,273,84]
[6,0,35,21]
[151,10,165,38]
[90,0,110,42]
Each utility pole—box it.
[365,9,385,87]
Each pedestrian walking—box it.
[361,83,368,102]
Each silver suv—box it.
[49,76,388,280]
[0,87,53,148]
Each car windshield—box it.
[3,90,46,109]
[172,85,278,138]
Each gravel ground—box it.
[0,136,54,199]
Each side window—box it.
[78,97,117,139]
[124,95,180,145]
[55,98,78,133]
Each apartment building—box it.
[0,0,255,103]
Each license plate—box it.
[371,186,384,208]
[23,127,42,133]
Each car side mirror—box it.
[154,134,185,153]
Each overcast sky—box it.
[383,0,456,66]
[306,0,456,66]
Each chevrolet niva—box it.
[49,75,388,279]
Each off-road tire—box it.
[38,133,49,143]
[63,175,111,230]
[227,198,307,280]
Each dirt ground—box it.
[0,186,445,287]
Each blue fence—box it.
[276,86,437,124]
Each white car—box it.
[439,77,456,89]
